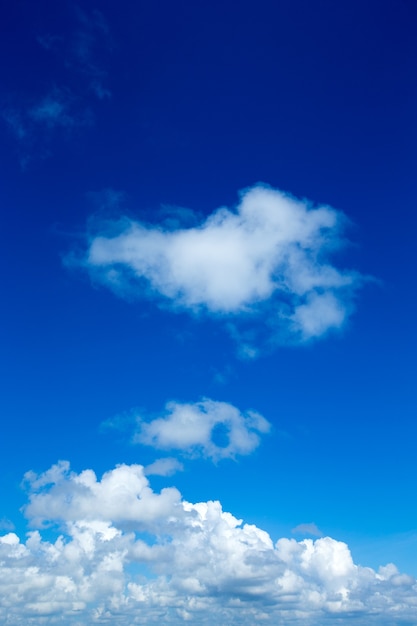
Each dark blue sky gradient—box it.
[0,0,416,577]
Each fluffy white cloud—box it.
[23,461,182,529]
[84,185,363,345]
[1,461,416,625]
[135,399,271,461]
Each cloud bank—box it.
[1,461,415,625]
[135,399,270,461]
[84,185,363,347]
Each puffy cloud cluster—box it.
[135,399,271,461]
[23,461,182,529]
[85,185,363,345]
[1,461,416,625]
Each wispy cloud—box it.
[1,108,27,140]
[3,88,86,137]
[144,457,184,476]
[2,8,110,166]
[0,518,15,532]
[28,89,80,129]
[292,522,324,537]
[68,7,112,100]
[134,399,270,462]
[37,7,112,100]
[81,185,366,350]
[1,88,91,168]
[0,460,415,625]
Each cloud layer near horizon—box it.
[83,185,363,347]
[1,461,415,625]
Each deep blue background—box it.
[0,0,416,572]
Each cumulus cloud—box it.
[0,461,416,625]
[83,185,364,348]
[134,399,271,461]
[23,461,181,529]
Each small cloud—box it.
[30,98,66,125]
[292,522,323,537]
[212,364,235,385]
[134,398,271,462]
[0,518,15,532]
[28,89,83,129]
[79,184,368,352]
[99,408,137,436]
[1,88,91,168]
[144,458,184,476]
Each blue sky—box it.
[1,0,416,623]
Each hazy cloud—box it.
[28,89,81,129]
[134,399,271,461]
[292,522,324,537]
[1,108,27,140]
[2,88,92,168]
[2,8,110,166]
[0,518,15,532]
[0,461,415,625]
[83,185,364,349]
[144,457,184,476]
[69,7,112,100]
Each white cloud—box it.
[83,185,364,347]
[135,399,271,461]
[23,461,182,529]
[0,461,416,625]
[144,457,184,476]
